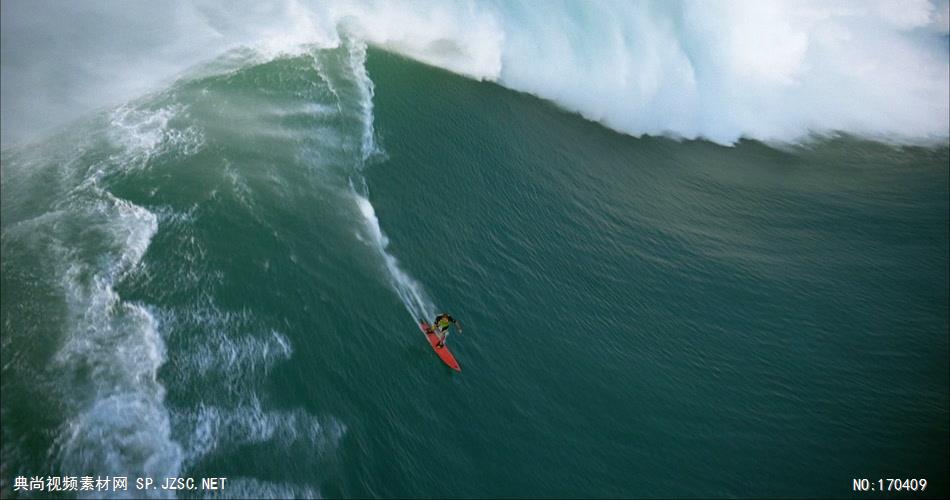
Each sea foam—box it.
[333,0,950,144]
[3,0,948,146]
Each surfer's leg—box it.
[438,329,450,347]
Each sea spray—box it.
[47,187,181,496]
[352,191,435,322]
[4,0,948,146]
[335,37,436,322]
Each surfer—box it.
[432,313,461,348]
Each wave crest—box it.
[3,0,948,146]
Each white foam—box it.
[4,38,351,492]
[108,105,175,161]
[266,102,341,118]
[331,1,504,81]
[322,36,435,322]
[182,325,292,386]
[157,302,292,385]
[177,398,345,465]
[155,300,345,478]
[355,195,388,247]
[489,0,950,144]
[344,39,381,162]
[42,188,184,486]
[10,122,188,483]
[52,393,182,499]
[126,282,348,490]
[353,192,434,321]
[108,104,204,168]
[312,36,436,322]
[5,0,947,146]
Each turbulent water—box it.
[2,2,949,499]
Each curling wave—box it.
[3,0,948,146]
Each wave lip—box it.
[333,0,504,81]
[5,0,948,146]
[486,0,950,144]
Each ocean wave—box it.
[0,95,208,490]
[3,0,948,146]
[353,191,434,322]
[51,392,181,499]
[154,298,346,488]
[108,104,204,169]
[44,191,181,488]
[157,302,293,397]
[339,0,950,144]
[174,398,345,469]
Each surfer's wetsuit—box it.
[433,313,460,347]
[434,314,458,332]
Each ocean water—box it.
[2,11,949,500]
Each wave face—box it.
[2,0,948,146]
[1,43,375,498]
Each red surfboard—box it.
[419,321,461,372]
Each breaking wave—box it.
[3,0,948,146]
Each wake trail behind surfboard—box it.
[353,191,435,323]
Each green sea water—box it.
[1,44,948,499]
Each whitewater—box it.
[1,41,377,498]
[3,0,948,147]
